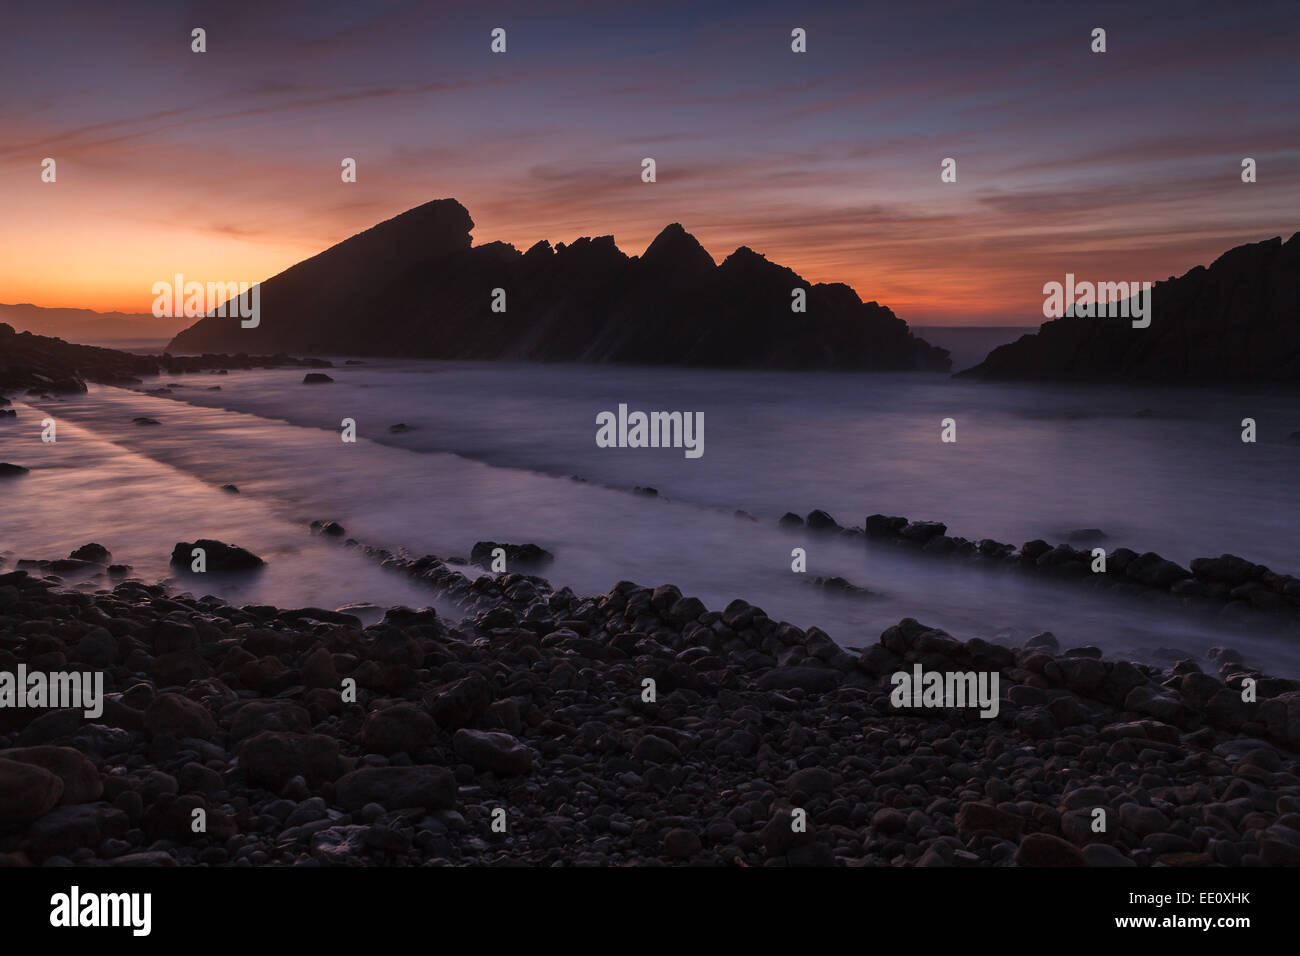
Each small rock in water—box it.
[387,423,416,433]
[47,557,99,573]
[0,462,31,477]
[302,373,334,384]
[470,541,554,569]
[1025,631,1059,652]
[811,576,872,597]
[132,417,161,425]
[68,543,110,564]
[805,509,840,531]
[336,603,384,626]
[900,520,947,542]
[220,483,239,493]
[169,539,265,573]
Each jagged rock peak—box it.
[641,223,715,273]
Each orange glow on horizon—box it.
[0,207,1129,328]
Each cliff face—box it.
[167,200,950,371]
[169,199,476,357]
[959,233,1300,383]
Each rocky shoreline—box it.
[2,536,1299,868]
[0,321,332,398]
[777,508,1300,628]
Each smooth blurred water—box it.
[3,360,1299,675]
[0,403,460,620]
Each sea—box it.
[4,336,1299,676]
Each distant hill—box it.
[958,233,1300,383]
[911,326,1030,374]
[167,199,950,371]
[0,303,185,347]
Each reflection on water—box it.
[0,407,459,617]
[2,359,1298,677]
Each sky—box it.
[1,0,1297,326]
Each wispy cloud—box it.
[1,0,1297,321]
